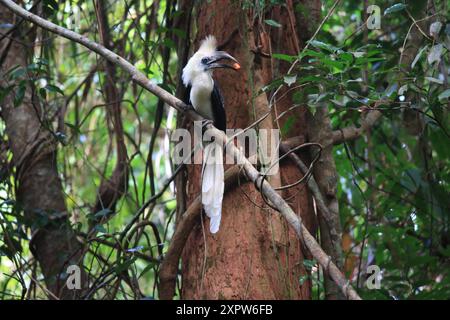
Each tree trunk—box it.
[0,7,85,299]
[180,0,319,299]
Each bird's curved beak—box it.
[207,51,241,71]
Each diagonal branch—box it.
[0,0,361,300]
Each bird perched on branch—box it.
[182,35,240,233]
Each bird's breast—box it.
[190,76,214,120]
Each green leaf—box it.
[35,58,49,66]
[345,90,360,100]
[272,53,296,63]
[303,259,316,270]
[300,49,325,58]
[283,74,297,86]
[338,52,354,63]
[43,0,58,16]
[39,87,47,100]
[171,28,186,39]
[438,89,450,101]
[384,3,407,15]
[281,116,295,136]
[298,75,324,84]
[64,122,81,135]
[308,40,339,52]
[44,0,58,10]
[94,208,113,218]
[299,275,309,285]
[94,225,107,233]
[115,257,138,275]
[139,262,157,279]
[9,67,26,80]
[308,105,317,116]
[319,57,345,71]
[446,23,450,36]
[355,57,385,65]
[427,44,444,65]
[162,38,176,49]
[264,19,282,28]
[26,63,39,72]
[366,49,383,57]
[45,84,64,95]
[411,45,428,69]
[425,76,443,84]
[261,78,283,92]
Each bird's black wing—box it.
[183,84,192,105]
[211,82,227,132]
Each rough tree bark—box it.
[180,0,320,299]
[0,7,85,299]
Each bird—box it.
[182,35,240,233]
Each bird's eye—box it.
[201,57,210,64]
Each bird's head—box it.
[182,35,240,86]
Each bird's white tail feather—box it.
[201,143,224,233]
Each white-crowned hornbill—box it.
[182,35,240,233]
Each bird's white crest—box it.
[198,35,217,54]
[182,35,217,87]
